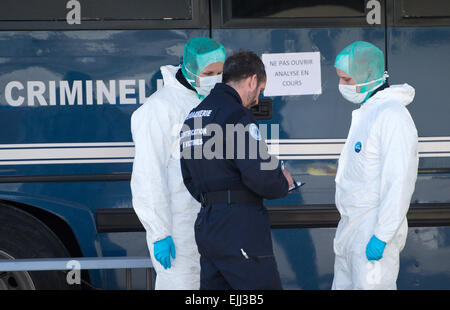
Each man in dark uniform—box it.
[180,51,293,290]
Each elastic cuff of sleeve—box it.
[151,233,170,244]
[373,232,389,244]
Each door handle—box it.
[251,98,273,120]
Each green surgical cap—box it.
[181,37,226,86]
[335,41,385,93]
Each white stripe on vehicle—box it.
[0,137,449,165]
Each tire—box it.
[0,204,78,290]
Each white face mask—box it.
[338,72,389,104]
[184,66,222,97]
[195,73,222,97]
[338,84,368,104]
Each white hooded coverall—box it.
[332,84,419,290]
[130,65,202,290]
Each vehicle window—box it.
[0,0,192,21]
[230,0,365,19]
[400,0,450,18]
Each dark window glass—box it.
[401,0,450,18]
[0,0,192,21]
[231,0,365,19]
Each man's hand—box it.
[282,169,294,189]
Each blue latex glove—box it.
[154,236,176,269]
[365,235,386,261]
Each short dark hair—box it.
[223,50,266,85]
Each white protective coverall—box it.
[332,84,419,290]
[130,65,201,289]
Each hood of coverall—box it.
[160,65,190,92]
[366,83,415,107]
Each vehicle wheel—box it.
[0,204,78,290]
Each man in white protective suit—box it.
[130,37,226,290]
[332,41,419,290]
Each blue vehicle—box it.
[0,0,449,289]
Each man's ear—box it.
[249,74,258,91]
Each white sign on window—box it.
[262,52,322,97]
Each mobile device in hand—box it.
[288,180,305,193]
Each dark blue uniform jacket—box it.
[180,83,288,202]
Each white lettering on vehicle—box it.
[4,79,151,107]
